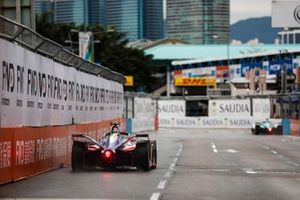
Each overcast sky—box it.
[230,0,272,24]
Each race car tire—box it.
[136,141,150,171]
[71,142,85,171]
[151,141,157,169]
[255,125,261,135]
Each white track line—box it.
[211,143,218,153]
[149,193,160,200]
[169,163,175,170]
[164,171,172,178]
[157,180,167,189]
[271,150,278,154]
[244,168,257,174]
[263,146,270,150]
[173,157,178,163]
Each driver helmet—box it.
[111,126,119,133]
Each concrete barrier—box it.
[159,117,282,129]
[131,118,155,133]
[0,118,125,185]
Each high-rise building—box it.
[34,0,164,41]
[88,0,106,26]
[166,0,230,44]
[143,0,164,40]
[35,0,53,16]
[106,0,164,41]
[54,0,87,25]
[106,0,142,41]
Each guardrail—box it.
[0,15,125,84]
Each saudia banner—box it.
[158,100,185,118]
[0,39,124,127]
[209,99,251,117]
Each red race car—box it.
[71,123,157,171]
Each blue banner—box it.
[241,63,262,77]
[268,60,293,75]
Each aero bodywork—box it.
[71,132,157,171]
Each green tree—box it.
[36,13,158,92]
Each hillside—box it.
[231,17,283,44]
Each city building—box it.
[106,0,164,41]
[166,0,230,44]
[279,29,300,44]
[54,0,87,25]
[35,0,53,16]
[0,0,35,29]
[34,0,164,41]
[88,0,106,26]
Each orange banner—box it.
[296,68,300,84]
[290,119,300,136]
[175,77,216,87]
[0,118,125,184]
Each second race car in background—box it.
[251,120,282,135]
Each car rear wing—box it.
[72,134,99,145]
[136,134,149,139]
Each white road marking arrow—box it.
[220,149,239,153]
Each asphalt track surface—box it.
[1,128,300,200]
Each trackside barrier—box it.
[126,118,133,133]
[159,117,282,129]
[124,96,157,133]
[282,119,290,135]
[0,16,126,185]
[0,118,125,184]
[131,118,155,133]
[290,119,300,136]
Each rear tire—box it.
[71,142,85,172]
[136,141,150,171]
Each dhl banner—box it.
[175,77,216,87]
[0,39,124,127]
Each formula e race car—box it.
[251,120,282,135]
[71,123,157,171]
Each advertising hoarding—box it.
[158,100,186,118]
[209,99,251,117]
[175,78,216,87]
[0,39,124,127]
[272,1,300,28]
